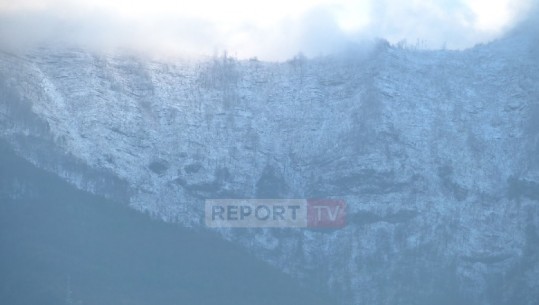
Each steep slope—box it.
[1,27,538,304]
[0,140,333,305]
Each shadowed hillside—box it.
[0,141,333,305]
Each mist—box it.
[0,0,536,60]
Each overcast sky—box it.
[0,0,535,60]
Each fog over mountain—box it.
[1,4,539,305]
[0,0,535,59]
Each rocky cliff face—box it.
[1,26,538,304]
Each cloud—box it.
[362,0,535,49]
[0,0,535,60]
[0,5,221,57]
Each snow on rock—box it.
[1,32,539,304]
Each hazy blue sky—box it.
[0,0,535,60]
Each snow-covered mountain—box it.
[1,24,538,304]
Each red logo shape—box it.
[307,199,346,228]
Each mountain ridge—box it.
[1,29,538,304]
